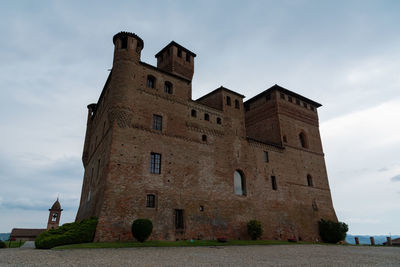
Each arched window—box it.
[234,170,246,195]
[191,109,197,117]
[216,117,222,124]
[164,81,173,94]
[147,75,156,89]
[299,132,308,148]
[226,96,231,106]
[204,113,209,121]
[307,174,313,187]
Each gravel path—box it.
[0,245,399,266]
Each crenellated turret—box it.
[112,31,144,65]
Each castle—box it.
[76,31,337,242]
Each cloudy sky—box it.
[1,0,399,235]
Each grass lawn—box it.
[54,239,314,249]
[5,241,26,248]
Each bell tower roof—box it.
[50,198,62,211]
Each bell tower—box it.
[47,198,63,230]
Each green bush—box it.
[35,217,98,249]
[0,240,6,248]
[318,219,348,243]
[131,219,153,242]
[247,220,263,240]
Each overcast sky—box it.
[1,0,399,235]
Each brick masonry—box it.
[75,31,338,242]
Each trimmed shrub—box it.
[35,217,98,249]
[131,219,153,242]
[247,220,263,240]
[0,240,6,248]
[318,219,348,243]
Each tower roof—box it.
[155,41,196,58]
[50,198,62,211]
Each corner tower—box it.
[155,41,196,80]
[47,198,62,230]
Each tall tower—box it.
[47,198,63,230]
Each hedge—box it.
[318,219,348,243]
[35,217,98,249]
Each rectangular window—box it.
[186,53,190,62]
[266,94,271,101]
[178,48,182,57]
[152,114,162,131]
[150,152,161,174]
[146,194,156,208]
[288,96,293,102]
[271,176,277,190]
[303,102,308,108]
[264,151,269,163]
[175,209,184,229]
[296,99,300,105]
[280,93,285,99]
[121,36,128,49]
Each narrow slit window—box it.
[271,176,277,190]
[307,175,313,187]
[264,151,269,163]
[204,113,209,121]
[121,36,128,49]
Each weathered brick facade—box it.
[76,31,337,242]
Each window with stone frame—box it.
[146,194,156,208]
[150,152,161,174]
[204,113,210,121]
[164,81,173,94]
[147,75,156,89]
[234,170,246,195]
[152,114,162,131]
[191,109,197,117]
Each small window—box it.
[296,99,300,105]
[216,117,222,124]
[178,48,182,57]
[226,96,231,106]
[234,170,246,195]
[266,94,271,101]
[191,109,197,117]
[186,53,190,62]
[288,96,293,102]
[146,194,156,208]
[299,132,308,148]
[121,36,128,49]
[202,135,207,142]
[204,113,209,121]
[175,209,184,229]
[147,75,155,89]
[150,152,161,174]
[234,99,240,109]
[310,106,315,111]
[283,135,287,143]
[199,205,204,211]
[52,213,58,222]
[164,82,173,94]
[303,102,308,108]
[271,176,277,190]
[152,115,162,131]
[264,151,269,163]
[307,175,313,187]
[280,93,285,99]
